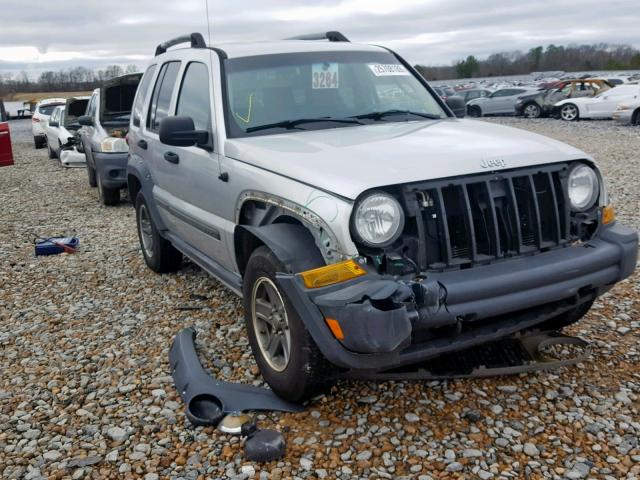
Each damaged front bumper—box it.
[59,148,86,167]
[278,222,638,373]
[94,152,128,189]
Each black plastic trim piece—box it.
[169,327,303,426]
[155,33,206,56]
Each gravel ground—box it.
[0,117,638,480]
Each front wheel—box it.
[97,176,120,206]
[560,103,579,121]
[523,103,541,118]
[243,246,333,402]
[135,192,182,273]
[86,156,97,187]
[46,140,57,159]
[467,105,482,118]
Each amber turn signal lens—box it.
[299,259,366,289]
[603,205,615,225]
[325,318,345,340]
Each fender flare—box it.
[236,223,326,275]
[126,156,168,232]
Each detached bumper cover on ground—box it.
[279,222,638,372]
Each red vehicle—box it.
[0,100,15,167]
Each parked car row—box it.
[433,71,640,124]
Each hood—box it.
[100,73,142,123]
[225,119,588,200]
[64,97,90,129]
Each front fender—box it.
[235,223,325,274]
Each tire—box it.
[468,105,482,118]
[537,300,594,332]
[243,246,333,402]
[560,103,579,121]
[34,135,45,149]
[632,109,640,126]
[135,191,182,273]
[523,103,541,119]
[97,175,120,206]
[85,148,98,187]
[46,139,57,159]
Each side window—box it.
[176,62,211,132]
[147,61,181,132]
[86,95,96,117]
[492,90,509,98]
[132,64,157,127]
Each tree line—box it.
[0,64,139,98]
[415,43,640,81]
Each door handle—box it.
[137,139,148,149]
[164,151,179,164]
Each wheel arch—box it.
[235,198,329,276]
[127,157,168,231]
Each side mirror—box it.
[49,120,59,128]
[159,116,209,147]
[446,96,466,118]
[78,115,93,126]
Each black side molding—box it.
[155,33,206,56]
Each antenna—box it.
[204,0,212,46]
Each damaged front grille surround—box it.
[376,162,601,273]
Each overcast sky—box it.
[1,0,638,76]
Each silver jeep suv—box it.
[128,32,638,401]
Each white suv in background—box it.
[32,98,66,149]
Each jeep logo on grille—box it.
[481,159,507,169]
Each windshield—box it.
[224,51,447,137]
[39,104,64,116]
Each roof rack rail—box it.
[286,31,350,42]
[155,33,207,56]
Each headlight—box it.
[352,192,404,247]
[100,137,128,153]
[567,164,599,211]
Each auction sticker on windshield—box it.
[312,63,339,89]
[368,64,409,76]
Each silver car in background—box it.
[612,99,640,125]
[466,87,539,117]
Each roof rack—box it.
[155,33,207,56]
[286,31,350,42]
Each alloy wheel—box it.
[524,104,540,118]
[251,277,291,372]
[561,105,578,121]
[138,203,154,258]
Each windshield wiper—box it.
[351,109,442,121]
[245,117,363,133]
